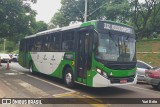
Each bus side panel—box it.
[50,52,75,79]
[29,52,75,79]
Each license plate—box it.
[120,79,127,83]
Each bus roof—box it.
[25,23,82,39]
[25,20,133,39]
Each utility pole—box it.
[84,0,87,22]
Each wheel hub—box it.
[65,73,72,84]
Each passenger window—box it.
[41,35,50,52]
[28,38,35,51]
[62,30,74,51]
[49,32,60,51]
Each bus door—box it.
[76,29,91,84]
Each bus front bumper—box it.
[92,73,137,87]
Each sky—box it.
[31,0,61,23]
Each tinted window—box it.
[62,30,74,51]
[31,37,42,52]
[41,35,50,52]
[49,32,61,51]
[27,38,35,51]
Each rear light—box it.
[148,73,159,79]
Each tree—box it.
[32,21,48,33]
[50,0,131,27]
[101,0,131,23]
[0,0,37,39]
[50,12,70,28]
[0,0,38,52]
[130,0,160,39]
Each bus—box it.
[19,20,137,88]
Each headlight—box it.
[96,68,102,74]
[96,68,108,78]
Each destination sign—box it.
[103,23,134,34]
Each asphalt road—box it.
[0,62,160,107]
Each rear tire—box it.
[64,68,74,88]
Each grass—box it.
[137,54,160,67]
[136,40,160,67]
[136,40,160,52]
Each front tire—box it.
[64,68,74,88]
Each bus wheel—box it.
[64,68,74,88]
[29,62,34,74]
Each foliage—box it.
[101,0,131,23]
[32,21,48,33]
[0,39,18,53]
[0,0,37,39]
[130,0,160,40]
[0,0,49,52]
[50,12,69,28]
[50,0,131,27]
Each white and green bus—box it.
[19,20,137,88]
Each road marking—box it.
[3,80,12,87]
[15,79,49,97]
[82,95,103,103]
[4,72,24,75]
[73,95,108,107]
[54,91,110,107]
[10,69,18,72]
[53,91,79,97]
[26,74,75,93]
[82,95,110,107]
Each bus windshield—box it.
[95,32,136,62]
